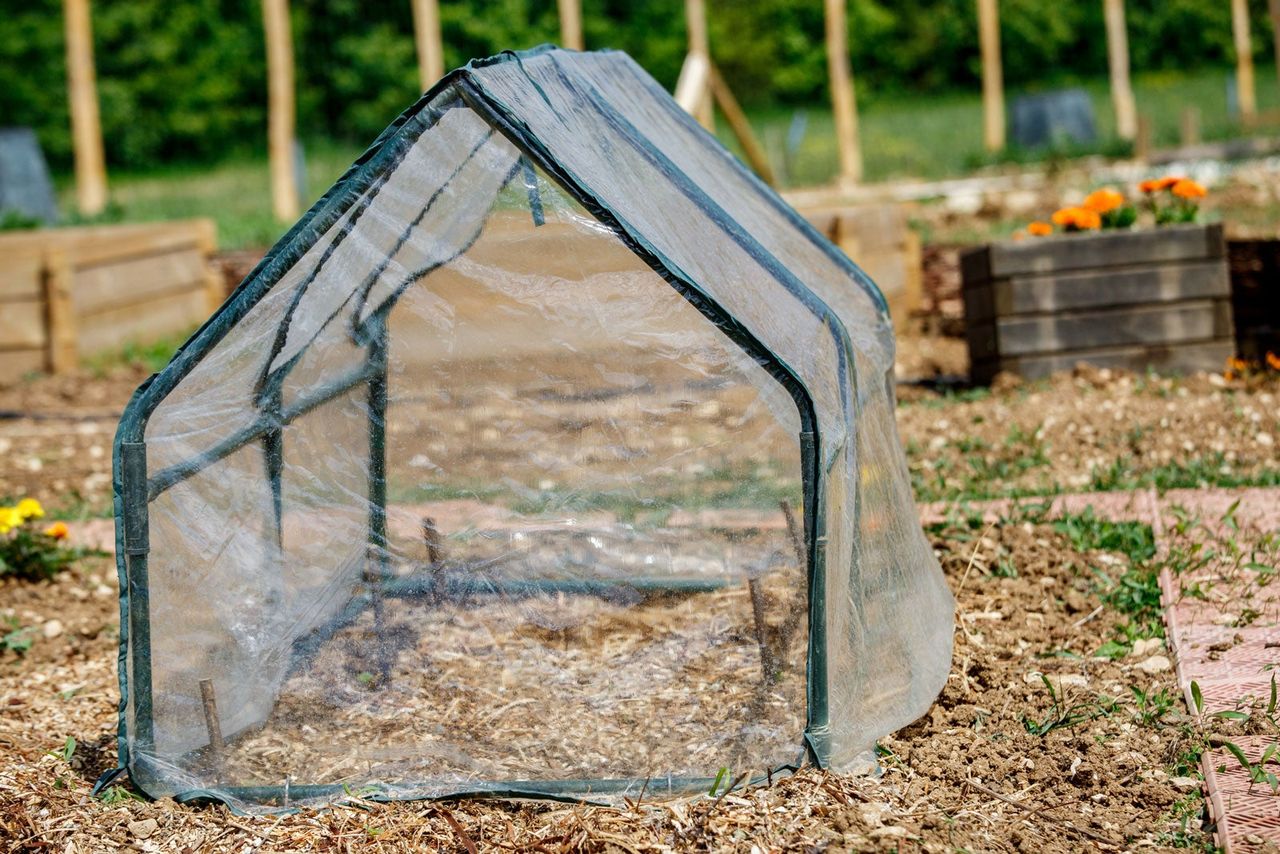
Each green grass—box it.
[390,464,799,526]
[32,67,1280,251]
[83,328,197,377]
[54,142,362,251]
[723,66,1280,188]
[1090,453,1280,493]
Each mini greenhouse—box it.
[107,47,954,811]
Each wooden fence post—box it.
[1103,0,1137,141]
[63,0,107,216]
[557,0,583,50]
[411,0,444,90]
[1271,0,1280,90]
[825,0,863,187]
[977,0,1005,152]
[1180,105,1202,146]
[708,63,776,185]
[1233,0,1258,125]
[263,0,299,222]
[684,0,714,130]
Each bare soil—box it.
[2,340,1278,850]
[8,501,1272,850]
[898,365,1280,502]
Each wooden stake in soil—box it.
[199,678,225,767]
[423,516,443,565]
[63,0,107,216]
[365,545,390,683]
[423,516,444,603]
[976,0,1005,152]
[748,577,780,682]
[1103,0,1137,141]
[779,499,806,572]
[263,0,300,222]
[778,499,809,659]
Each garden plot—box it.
[217,533,808,792]
[2,351,1278,850]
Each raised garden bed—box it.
[0,219,221,375]
[961,223,1233,384]
[1227,238,1280,362]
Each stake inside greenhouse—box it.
[106,47,954,812]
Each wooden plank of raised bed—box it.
[977,339,1234,381]
[77,289,207,355]
[70,227,203,268]
[0,222,205,268]
[995,299,1232,356]
[976,223,1224,279]
[966,259,1230,320]
[0,249,44,302]
[0,299,47,349]
[0,347,49,376]
[72,248,207,315]
[1228,238,1280,360]
[965,318,998,365]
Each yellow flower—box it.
[1028,221,1053,237]
[16,498,44,521]
[0,507,20,534]
[1083,188,1124,215]
[43,521,69,540]
[1172,179,1207,200]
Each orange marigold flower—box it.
[1028,221,1053,237]
[1051,206,1101,231]
[1266,351,1280,370]
[1171,179,1206,200]
[43,521,69,540]
[1073,208,1101,230]
[1083,188,1124,214]
[1140,176,1182,193]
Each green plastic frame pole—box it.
[366,320,391,681]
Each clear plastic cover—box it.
[115,48,953,812]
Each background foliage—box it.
[1,0,1276,170]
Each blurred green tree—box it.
[0,0,1271,170]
